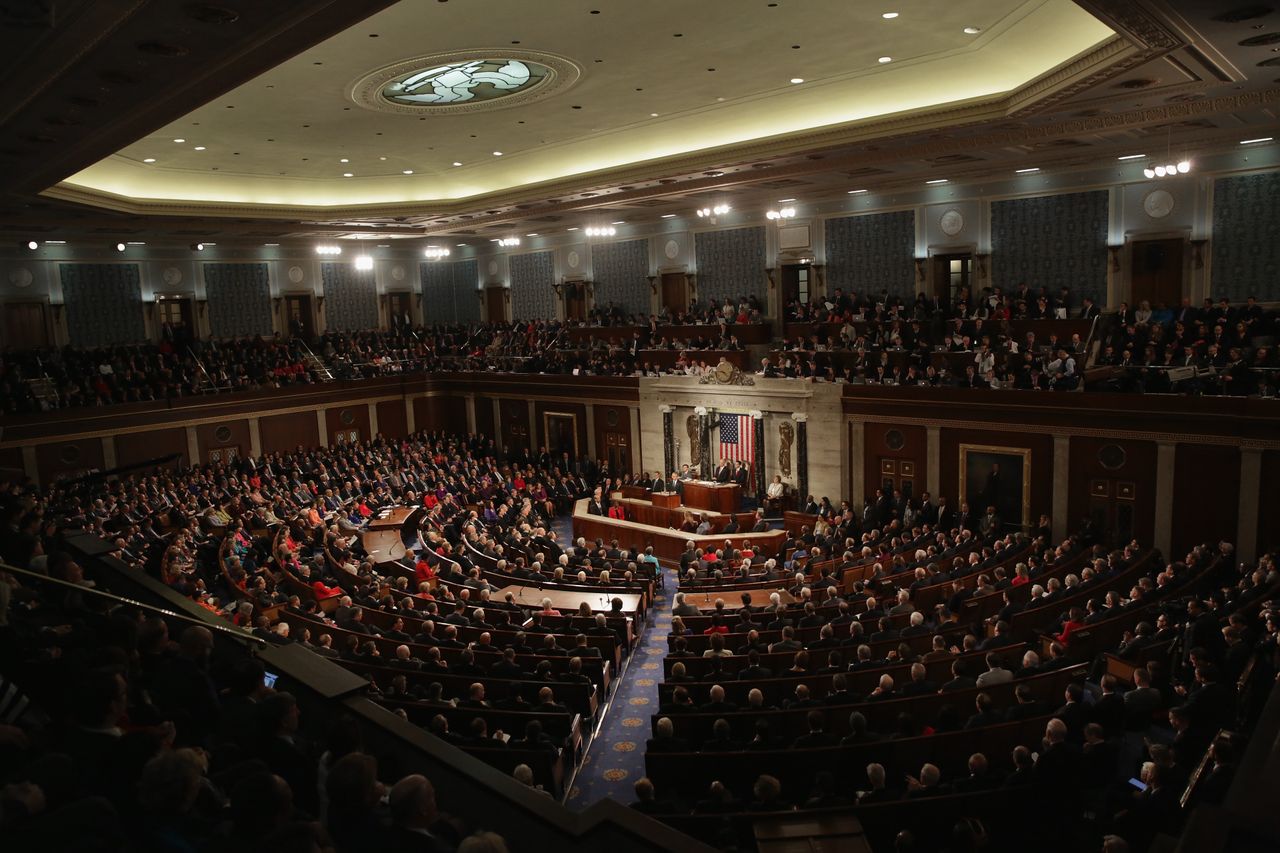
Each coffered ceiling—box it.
[0,0,1276,246]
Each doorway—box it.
[155,295,194,346]
[563,280,587,321]
[1130,238,1184,309]
[284,293,314,340]
[1,301,50,348]
[603,430,631,476]
[879,458,916,502]
[1088,479,1136,547]
[485,286,507,323]
[660,272,687,315]
[543,412,579,459]
[780,263,812,307]
[387,291,413,330]
[932,253,972,304]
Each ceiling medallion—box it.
[939,209,964,236]
[351,50,581,115]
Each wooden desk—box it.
[651,492,680,509]
[572,500,785,563]
[367,505,415,531]
[495,585,643,616]
[617,497,755,534]
[683,587,796,611]
[362,505,419,563]
[683,481,742,513]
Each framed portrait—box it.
[958,444,1031,531]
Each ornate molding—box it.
[699,361,755,386]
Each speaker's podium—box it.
[651,492,680,509]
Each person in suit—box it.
[791,710,839,748]
[645,716,690,753]
[734,462,750,489]
[386,774,450,853]
[585,487,606,516]
[715,459,734,483]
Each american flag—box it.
[718,412,755,466]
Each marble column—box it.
[248,418,263,458]
[793,412,809,505]
[186,426,200,464]
[926,425,940,499]
[21,445,38,487]
[1237,447,1262,564]
[492,399,503,453]
[585,403,597,459]
[660,405,675,478]
[695,406,711,479]
[1153,441,1176,558]
[849,418,865,505]
[629,405,642,476]
[367,402,379,439]
[316,410,328,447]
[465,394,477,434]
[100,436,117,471]
[404,397,416,436]
[1052,435,1070,542]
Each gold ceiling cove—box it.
[349,49,582,115]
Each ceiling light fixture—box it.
[1240,137,1273,144]
[847,189,868,194]
[453,161,463,166]
[584,227,616,237]
[963,26,982,34]
[315,245,342,255]
[697,204,731,218]
[1117,154,1146,160]
[402,169,414,174]
[789,77,804,84]
[878,56,892,63]
[766,207,796,220]
[143,158,156,163]
[24,240,38,250]
[882,12,899,19]
[264,243,280,247]
[354,255,374,271]
[925,178,948,184]
[193,146,206,151]
[342,172,354,177]
[650,112,660,117]
[660,213,677,218]
[611,221,625,225]
[525,233,539,237]
[190,242,205,251]
[423,246,451,259]
[44,240,65,244]
[497,237,521,246]
[114,242,126,252]
[340,158,349,163]
[1015,167,1040,173]
[492,151,503,156]
[566,227,579,231]
[172,138,185,143]
[777,198,795,202]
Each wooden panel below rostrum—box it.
[572,500,784,563]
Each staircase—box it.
[26,376,60,409]
[297,341,334,382]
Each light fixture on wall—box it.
[423,246,451,259]
[497,237,521,247]
[21,240,38,250]
[696,204,730,218]
[766,207,796,220]
[354,255,374,271]
[113,242,126,252]
[584,227,615,237]
[190,242,205,251]
[1144,161,1191,179]
[315,245,342,255]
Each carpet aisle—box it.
[564,560,675,809]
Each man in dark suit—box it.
[791,710,839,748]
[733,462,750,489]
[386,774,451,853]
[585,487,606,516]
[715,459,734,483]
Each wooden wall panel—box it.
[325,404,371,445]
[376,400,408,440]
[593,404,633,473]
[1067,435,1158,547]
[195,419,251,464]
[938,427,1053,526]
[1172,443,1240,557]
[114,428,188,469]
[413,396,466,436]
[474,395,495,440]
[1260,451,1280,557]
[0,446,25,475]
[498,398,531,454]
[861,422,928,503]
[35,438,104,485]
[259,411,319,455]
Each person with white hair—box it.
[672,592,699,617]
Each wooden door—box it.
[604,431,631,476]
[485,287,507,323]
[879,458,916,501]
[780,264,811,306]
[285,294,313,339]
[156,296,193,345]
[1087,479,1137,546]
[932,254,972,304]
[1130,238,1183,309]
[564,281,586,321]
[660,272,687,315]
[2,301,49,348]
[387,291,413,329]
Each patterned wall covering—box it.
[1211,172,1280,302]
[59,263,145,346]
[204,263,272,338]
[590,239,649,315]
[695,226,767,303]
[320,263,379,331]
[419,259,480,324]
[824,211,916,297]
[991,190,1108,304]
[509,251,558,320]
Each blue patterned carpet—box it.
[565,560,674,810]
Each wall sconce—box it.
[551,280,563,298]
[1108,245,1123,272]
[687,273,697,299]
[914,258,927,283]
[647,275,658,295]
[1190,239,1207,270]
[975,254,990,278]
[764,267,775,290]
[196,298,208,318]
[272,297,283,312]
[315,296,326,311]
[585,280,595,298]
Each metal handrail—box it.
[1,561,266,645]
[185,345,230,394]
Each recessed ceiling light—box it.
[650,112,660,117]
[402,169,414,174]
[456,243,467,247]
[660,213,677,219]
[926,178,948,184]
[143,158,156,163]
[1015,167,1040,173]
[1240,137,1273,144]
[964,26,982,34]
[342,172,354,177]
[778,198,795,202]
[1117,154,1146,160]
[340,158,349,163]
[264,242,279,246]
[882,12,899,19]
[526,233,539,237]
[790,77,804,84]
[453,161,463,166]
[44,240,65,244]
[878,56,892,63]
[193,146,206,151]
[566,227,579,231]
[492,151,503,156]
[847,189,868,194]
[611,220,625,225]
[172,138,185,143]
[126,241,146,246]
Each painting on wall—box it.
[958,444,1031,532]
